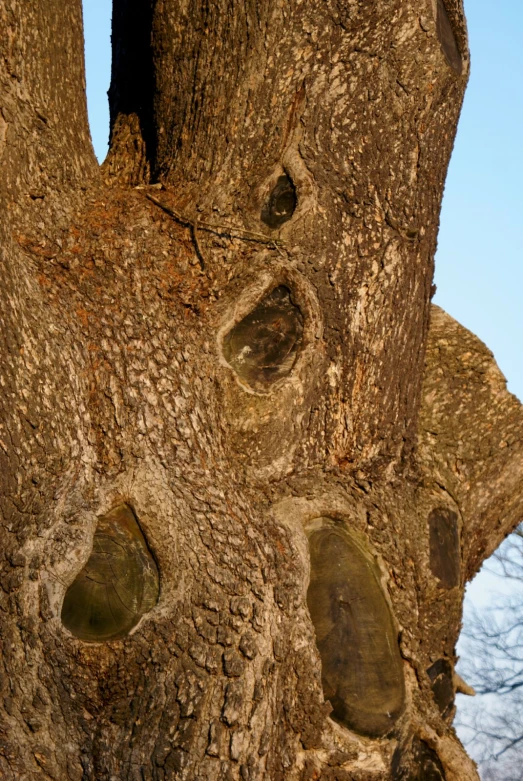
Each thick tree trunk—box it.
[1,1,522,779]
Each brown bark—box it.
[1,0,520,779]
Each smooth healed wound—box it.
[61,505,159,642]
[306,521,405,737]
[222,285,304,392]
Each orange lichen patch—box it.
[37,273,52,288]
[75,307,90,328]
[17,234,60,259]
[24,182,215,345]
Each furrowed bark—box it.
[0,0,95,198]
[1,0,521,779]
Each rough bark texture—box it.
[1,0,522,779]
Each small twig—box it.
[145,193,206,269]
[191,221,207,269]
[144,192,190,226]
[144,192,285,258]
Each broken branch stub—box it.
[420,305,523,578]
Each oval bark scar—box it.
[436,0,463,74]
[261,174,297,229]
[428,507,461,589]
[306,520,405,737]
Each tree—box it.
[456,527,523,781]
[1,1,522,779]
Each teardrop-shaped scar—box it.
[222,285,303,391]
[261,174,297,229]
[61,504,159,642]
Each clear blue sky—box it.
[82,0,522,403]
[433,0,523,403]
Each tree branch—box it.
[420,305,523,579]
[0,0,96,202]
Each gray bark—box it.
[1,0,521,779]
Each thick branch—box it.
[0,0,96,201]
[420,305,523,578]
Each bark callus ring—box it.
[222,285,303,391]
[306,519,405,737]
[261,174,297,229]
[61,504,159,642]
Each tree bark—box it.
[1,1,521,779]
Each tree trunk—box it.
[1,1,522,779]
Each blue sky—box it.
[433,0,523,403]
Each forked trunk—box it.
[1,1,522,779]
